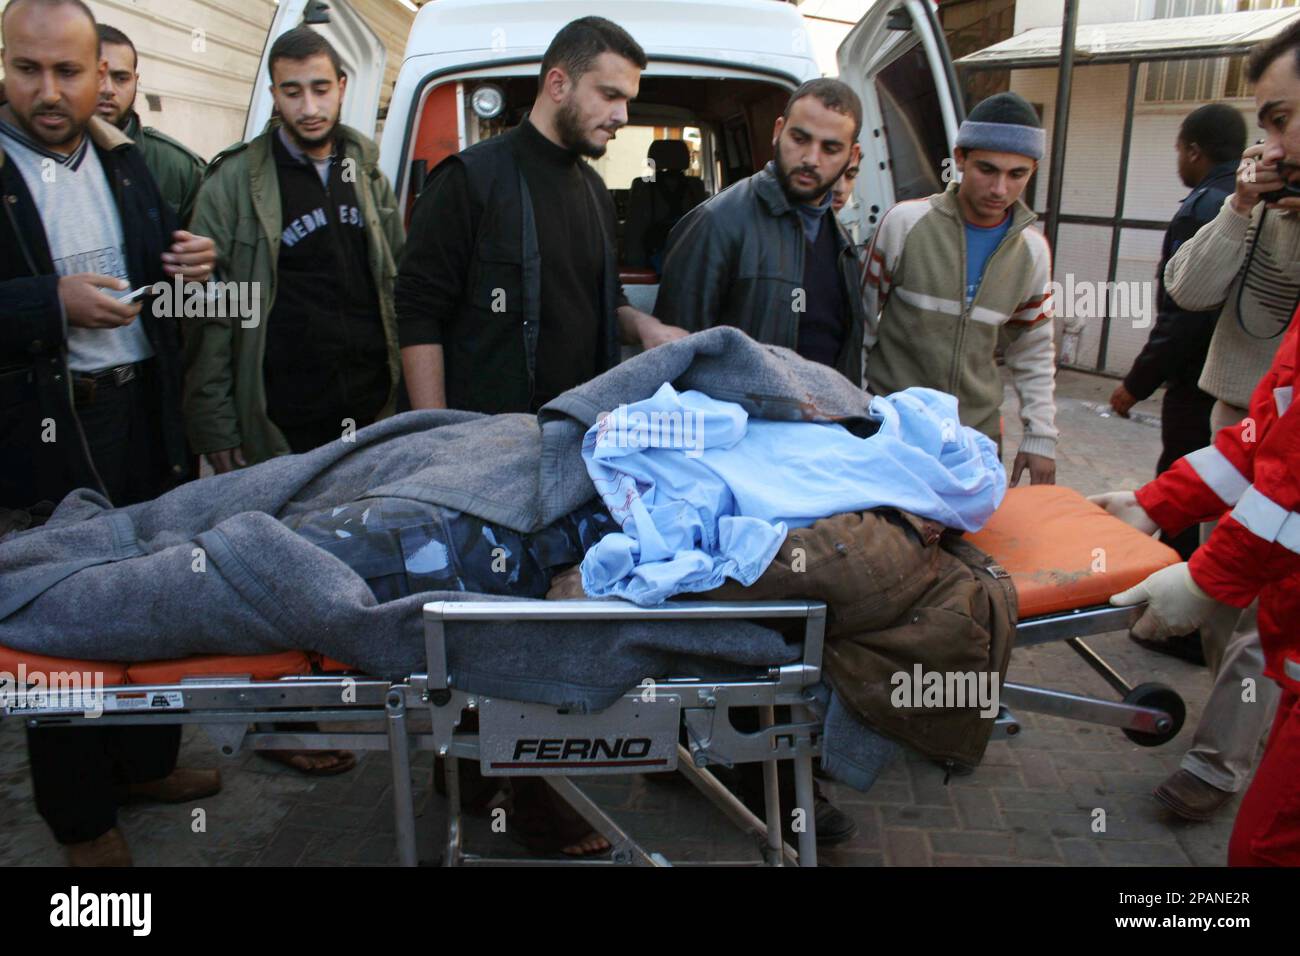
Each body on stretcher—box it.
[0,486,1185,867]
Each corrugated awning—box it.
[957,8,1300,69]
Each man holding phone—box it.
[0,0,218,866]
[1,0,216,512]
[1139,43,1300,823]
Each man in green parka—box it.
[185,26,404,474]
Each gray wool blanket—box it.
[0,328,877,707]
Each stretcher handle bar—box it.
[423,599,826,622]
[1013,603,1143,647]
[421,601,827,693]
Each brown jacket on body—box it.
[704,509,1017,767]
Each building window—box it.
[1142,57,1226,102]
[1141,0,1299,102]
[1152,0,1231,14]
[1232,0,1300,11]
[1141,55,1258,102]
[1149,0,1297,15]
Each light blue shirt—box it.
[580,383,1006,605]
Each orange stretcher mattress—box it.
[0,647,321,685]
[0,485,1180,687]
[965,484,1180,617]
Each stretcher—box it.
[0,485,1186,867]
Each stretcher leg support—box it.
[385,689,419,867]
[444,748,464,867]
[673,745,800,865]
[760,706,785,867]
[792,703,818,868]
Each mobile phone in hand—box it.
[106,284,152,304]
[1262,182,1300,204]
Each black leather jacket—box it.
[654,161,866,386]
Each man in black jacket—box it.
[396,17,689,856]
[397,16,684,414]
[1,0,215,512]
[654,79,867,387]
[0,0,218,865]
[1109,104,1245,662]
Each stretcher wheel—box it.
[1121,682,1185,747]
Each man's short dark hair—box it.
[2,0,99,54]
[1179,103,1246,164]
[268,26,344,82]
[97,23,137,70]
[539,16,647,86]
[782,78,863,143]
[1246,18,1300,86]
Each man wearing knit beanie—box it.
[862,91,1059,485]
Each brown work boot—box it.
[66,826,132,867]
[1153,769,1233,822]
[125,768,222,805]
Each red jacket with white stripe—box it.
[1135,314,1300,693]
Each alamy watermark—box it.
[0,664,105,718]
[50,886,151,936]
[1049,274,1153,328]
[149,276,260,328]
[890,664,1000,719]
[596,403,706,458]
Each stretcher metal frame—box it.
[4,597,1182,867]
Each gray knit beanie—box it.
[955,92,1045,160]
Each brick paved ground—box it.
[0,370,1249,866]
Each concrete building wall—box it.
[1013,0,1144,32]
[797,0,871,75]
[83,0,278,160]
[0,0,415,161]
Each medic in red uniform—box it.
[1096,315,1300,865]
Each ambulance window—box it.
[873,42,950,201]
[586,125,706,191]
[587,125,708,267]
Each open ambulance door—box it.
[836,0,964,246]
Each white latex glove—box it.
[1110,563,1219,641]
[1088,491,1159,535]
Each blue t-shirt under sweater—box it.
[964,213,1012,305]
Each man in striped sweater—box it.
[862,92,1058,485]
